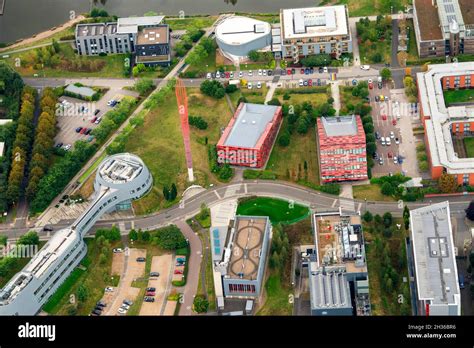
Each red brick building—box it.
[217,103,282,168]
[317,115,368,183]
[417,62,474,185]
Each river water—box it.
[0,0,320,43]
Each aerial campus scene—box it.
[0,0,473,345]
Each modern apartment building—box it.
[75,16,171,66]
[316,115,368,183]
[279,5,352,61]
[408,202,461,316]
[413,0,474,58]
[217,103,282,168]
[0,154,152,315]
[417,62,474,185]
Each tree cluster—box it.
[163,183,178,201]
[129,225,187,250]
[200,80,225,99]
[189,115,208,130]
[269,225,290,271]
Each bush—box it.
[17,231,39,245]
[189,116,208,130]
[200,80,225,99]
[193,295,209,313]
[95,226,121,241]
[300,54,332,67]
[363,211,373,223]
[278,132,290,147]
[225,84,238,94]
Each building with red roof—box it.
[316,115,368,183]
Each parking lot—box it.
[139,254,173,316]
[370,82,405,176]
[54,88,139,150]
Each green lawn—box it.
[444,89,474,106]
[165,16,217,30]
[78,152,107,184]
[464,137,474,158]
[2,43,128,78]
[275,87,329,105]
[257,274,293,316]
[353,184,396,202]
[184,46,217,76]
[323,0,409,17]
[236,197,310,224]
[125,88,233,215]
[44,238,121,315]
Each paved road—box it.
[175,220,202,316]
[1,180,471,240]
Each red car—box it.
[225,72,230,78]
[388,152,393,158]
[382,114,387,121]
[174,270,184,275]
[369,82,373,89]
[308,79,313,86]
[145,291,155,296]
[392,119,397,125]
[287,69,292,75]
[91,117,97,123]
[80,127,88,134]
[300,68,305,74]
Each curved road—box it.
[0,180,470,239]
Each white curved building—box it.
[0,153,152,315]
[215,16,272,63]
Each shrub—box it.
[189,116,208,130]
[153,225,187,250]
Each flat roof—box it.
[309,263,353,311]
[136,26,169,45]
[410,202,460,308]
[222,103,280,148]
[414,0,443,41]
[117,16,165,34]
[65,84,95,98]
[417,62,474,173]
[321,115,358,137]
[227,216,269,281]
[76,22,117,37]
[215,16,271,46]
[281,5,349,40]
[98,155,144,184]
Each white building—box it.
[215,16,272,63]
[409,201,461,316]
[0,153,152,315]
[280,5,352,60]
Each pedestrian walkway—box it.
[330,81,342,116]
[264,83,277,104]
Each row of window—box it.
[321,147,365,155]
[321,157,366,165]
[323,164,365,171]
[323,173,367,180]
[228,283,256,294]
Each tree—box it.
[129,229,138,241]
[380,68,392,82]
[403,206,410,230]
[466,200,474,221]
[134,78,154,96]
[248,50,260,62]
[300,54,332,67]
[153,225,187,250]
[170,183,178,201]
[163,185,170,201]
[17,231,39,245]
[267,98,281,106]
[383,212,393,228]
[0,235,7,246]
[193,295,209,313]
[77,283,88,303]
[381,182,394,196]
[438,172,458,193]
[362,211,373,223]
[278,132,290,147]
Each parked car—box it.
[145,291,156,297]
[136,257,146,262]
[63,144,72,151]
[381,137,386,146]
[379,157,384,165]
[258,69,262,76]
[174,269,184,275]
[91,116,97,123]
[150,272,160,277]
[230,72,234,78]
[360,65,370,70]
[117,308,127,314]
[287,69,292,75]
[97,301,106,308]
[386,137,391,146]
[395,137,400,145]
[105,287,114,292]
[144,296,155,302]
[303,80,308,86]
[393,156,398,164]
[300,68,305,74]
[123,299,133,306]
[291,68,296,75]
[112,248,123,253]
[390,131,395,139]
[323,67,328,73]
[256,81,262,89]
[91,309,102,316]
[94,117,102,124]
[372,152,378,159]
[85,128,92,135]
[247,82,253,89]
[318,67,324,73]
[248,70,253,76]
[388,151,393,158]
[375,131,381,140]
[94,109,100,116]
[262,69,267,76]
[375,96,380,102]
[392,119,397,126]
[381,114,387,121]
[87,135,94,143]
[268,70,273,76]
[298,79,304,87]
[459,274,465,289]
[225,72,230,78]
[43,225,54,232]
[120,304,130,310]
[352,79,358,86]
[80,127,87,134]
[308,79,313,86]
[176,257,186,262]
[378,82,383,89]
[206,72,212,79]
[216,71,221,79]
[75,127,83,133]
[146,287,156,292]
[55,142,63,148]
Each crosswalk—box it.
[338,199,356,212]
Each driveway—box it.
[174,220,202,315]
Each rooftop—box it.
[221,103,281,148]
[281,5,349,40]
[215,16,271,46]
[414,0,443,41]
[76,22,117,37]
[321,115,358,137]
[459,0,474,25]
[417,62,474,173]
[410,202,460,308]
[65,84,95,98]
[98,154,144,184]
[309,263,353,311]
[136,26,169,45]
[226,216,269,281]
[117,15,165,34]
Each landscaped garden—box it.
[356,16,392,65]
[444,88,474,107]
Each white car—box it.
[248,70,253,76]
[368,78,373,85]
[299,79,304,86]
[258,69,262,76]
[247,82,253,89]
[105,287,114,292]
[206,72,212,79]
[113,248,123,253]
[395,137,400,145]
[117,308,127,315]
[120,304,130,310]
[63,144,72,151]
[263,69,267,76]
[393,156,398,164]
[361,65,371,70]
[323,67,328,73]
[381,137,386,146]
[386,137,391,146]
[390,131,395,139]
[238,71,243,78]
[257,81,262,89]
[216,71,221,79]
[230,72,234,78]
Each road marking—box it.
[357,203,362,212]
[214,191,222,199]
[244,184,248,194]
[131,221,135,230]
[331,199,338,208]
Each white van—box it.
[381,137,386,146]
[386,137,391,146]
